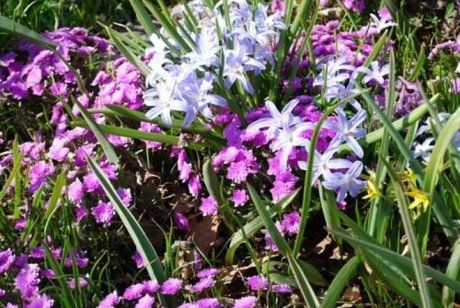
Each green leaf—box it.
[424,107,460,197]
[73,119,205,151]
[127,0,156,35]
[105,26,150,76]
[142,0,192,53]
[287,254,321,307]
[202,160,224,204]
[442,239,460,307]
[248,184,320,305]
[43,172,66,221]
[247,184,291,255]
[44,246,77,308]
[382,159,433,308]
[225,189,300,265]
[329,225,460,293]
[0,14,57,49]
[0,138,22,203]
[73,98,118,165]
[87,157,173,307]
[321,256,361,308]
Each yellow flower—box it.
[401,168,417,187]
[362,170,382,201]
[405,188,429,212]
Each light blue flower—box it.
[223,40,265,93]
[299,147,352,184]
[144,78,188,126]
[325,109,367,158]
[322,161,365,201]
[357,61,390,85]
[247,99,301,139]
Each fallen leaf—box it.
[188,215,222,254]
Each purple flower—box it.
[160,278,182,295]
[173,212,190,231]
[180,298,221,308]
[98,291,120,308]
[0,249,15,273]
[233,296,257,308]
[132,251,144,268]
[68,178,84,204]
[199,196,218,216]
[272,284,293,293]
[197,268,219,279]
[91,201,116,225]
[247,275,268,291]
[270,172,298,202]
[68,277,88,289]
[15,263,40,299]
[117,188,132,207]
[29,161,54,192]
[135,294,155,308]
[48,138,70,161]
[282,211,301,236]
[188,175,202,197]
[178,149,192,182]
[197,298,220,308]
[192,277,215,293]
[231,189,249,207]
[123,283,145,300]
[142,280,159,293]
[25,294,54,308]
[0,289,5,298]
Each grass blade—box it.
[0,14,56,49]
[73,98,118,165]
[43,172,66,221]
[247,184,320,306]
[105,26,150,76]
[329,224,460,292]
[87,157,173,307]
[424,107,460,196]
[442,239,460,307]
[73,119,205,151]
[287,254,321,308]
[202,160,224,204]
[225,189,300,265]
[127,0,156,35]
[321,256,361,308]
[382,158,432,308]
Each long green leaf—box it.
[287,254,321,308]
[321,256,361,308]
[248,184,320,306]
[247,184,291,255]
[128,0,156,35]
[382,159,432,308]
[87,157,173,307]
[73,99,118,165]
[105,26,150,76]
[0,15,57,49]
[202,160,224,204]
[442,239,460,307]
[43,172,67,221]
[225,188,300,265]
[330,224,460,292]
[73,119,205,151]
[424,107,460,196]
[44,246,77,308]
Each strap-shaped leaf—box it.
[74,99,118,165]
[87,157,173,307]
